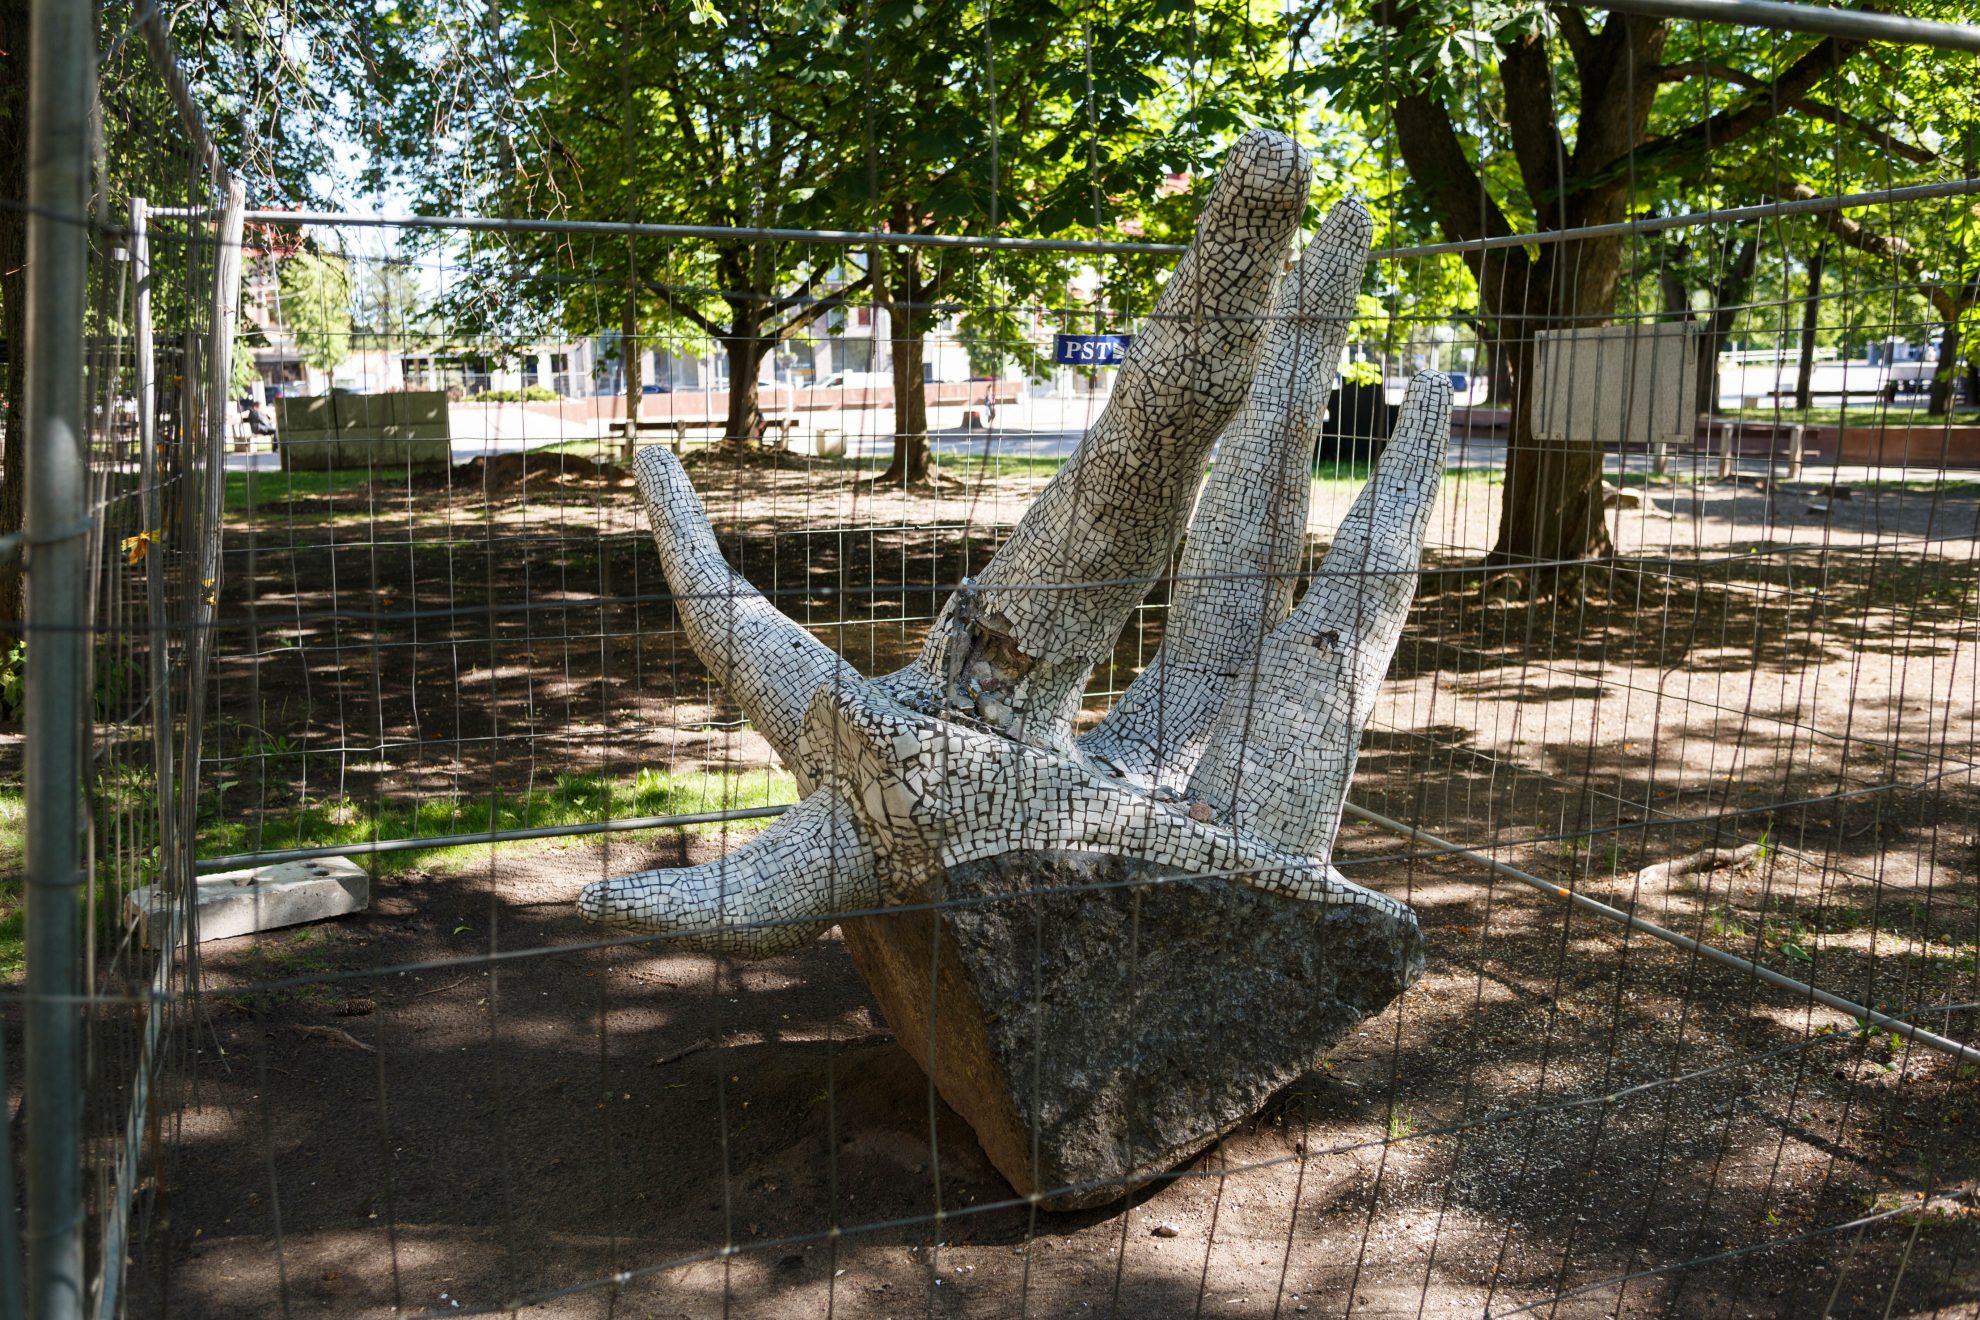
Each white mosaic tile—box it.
[577,131,1450,958]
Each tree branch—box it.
[1499,32,1565,220]
[1389,88,1534,311]
[1629,35,1859,178]
[1655,60,1936,165]
[1766,180,1962,319]
[767,272,873,341]
[1551,4,1593,66]
[1288,0,1326,57]
[643,279,728,340]
[765,262,835,316]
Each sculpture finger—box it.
[1081,198,1373,786]
[635,447,861,793]
[880,129,1312,749]
[1185,372,1452,858]
[576,789,878,958]
[802,676,1410,918]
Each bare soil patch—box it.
[117,453,1980,1316]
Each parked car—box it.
[818,371,888,390]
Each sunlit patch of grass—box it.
[1720,405,1980,427]
[199,767,800,875]
[0,789,22,979]
[535,439,622,460]
[935,453,1072,481]
[224,467,393,514]
[1868,1188,1980,1230]
[1312,463,1498,490]
[1705,907,1748,941]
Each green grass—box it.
[1313,463,1499,489]
[199,766,801,875]
[930,453,1069,480]
[1719,405,1980,427]
[224,467,398,514]
[0,790,22,979]
[536,439,622,460]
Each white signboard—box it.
[1529,321,1700,447]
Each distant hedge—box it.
[472,386,561,403]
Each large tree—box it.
[799,0,1294,484]
[278,250,356,374]
[369,0,868,451]
[1311,1,1963,569]
[0,0,365,632]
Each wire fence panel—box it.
[75,207,1965,1319]
[4,7,241,1314]
[9,8,1980,1320]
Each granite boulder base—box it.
[840,851,1426,1210]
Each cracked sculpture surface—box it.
[578,129,1451,1203]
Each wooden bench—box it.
[608,416,799,450]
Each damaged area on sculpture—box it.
[573,128,1449,1205]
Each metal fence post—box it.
[23,0,96,1313]
[178,181,245,875]
[131,201,155,472]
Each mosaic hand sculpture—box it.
[579,129,1453,956]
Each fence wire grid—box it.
[5,2,1980,1319]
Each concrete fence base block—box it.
[128,857,370,945]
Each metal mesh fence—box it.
[94,201,1971,1317]
[7,3,1980,1318]
[5,4,242,1315]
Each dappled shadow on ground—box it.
[1397,542,1978,683]
[207,459,1019,837]
[211,458,1977,833]
[1635,475,1980,550]
[144,457,1980,1317]
[116,821,1979,1318]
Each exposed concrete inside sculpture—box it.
[576,127,1451,1205]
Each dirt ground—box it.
[90,450,1980,1315]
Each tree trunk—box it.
[1468,321,1514,405]
[1484,330,1514,406]
[880,312,931,483]
[1658,270,1690,320]
[0,0,28,639]
[720,327,768,448]
[1794,240,1827,411]
[877,250,932,485]
[1488,327,1610,571]
[1483,240,1624,570]
[1927,313,1963,417]
[620,291,641,461]
[1694,237,1760,419]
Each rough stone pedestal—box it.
[840,851,1424,1210]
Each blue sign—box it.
[1054,333,1132,366]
